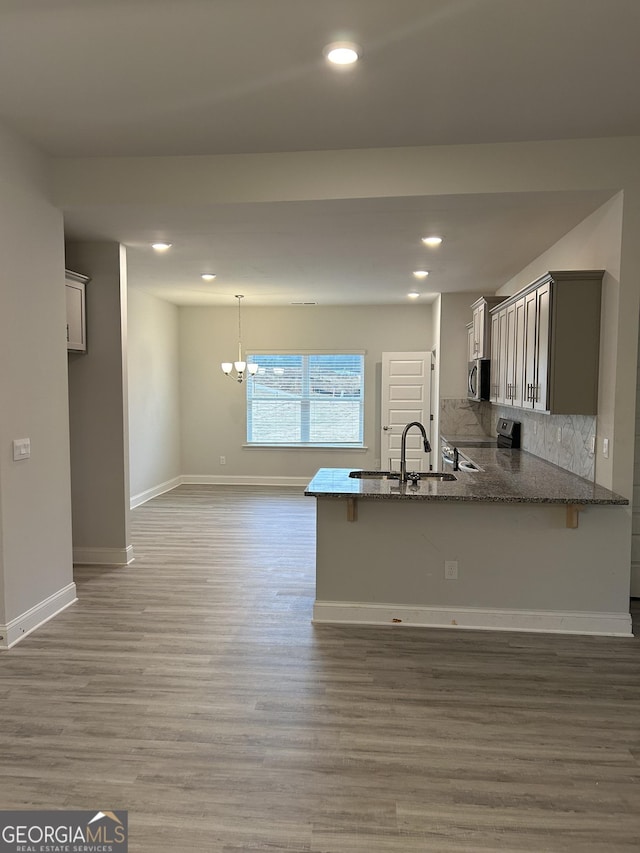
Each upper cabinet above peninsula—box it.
[489,270,604,415]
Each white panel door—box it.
[381,352,431,472]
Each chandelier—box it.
[220,295,258,383]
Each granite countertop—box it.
[305,448,629,505]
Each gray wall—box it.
[438,197,623,483]
[66,241,132,564]
[439,292,478,398]
[128,289,181,502]
[633,328,640,595]
[179,304,433,479]
[496,193,624,489]
[0,123,74,628]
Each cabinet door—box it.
[472,306,482,358]
[466,323,474,362]
[503,302,517,406]
[533,281,551,411]
[512,296,526,408]
[489,312,501,402]
[497,309,509,404]
[66,280,86,352]
[523,289,538,408]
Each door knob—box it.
[383,426,391,431]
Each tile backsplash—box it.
[439,398,488,437]
[440,398,596,480]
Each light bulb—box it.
[323,42,361,66]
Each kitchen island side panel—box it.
[315,498,630,617]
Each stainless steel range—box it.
[441,418,521,470]
[496,418,521,449]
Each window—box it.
[246,353,364,446]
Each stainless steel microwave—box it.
[468,359,490,401]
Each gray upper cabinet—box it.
[470,296,506,359]
[466,322,474,362]
[65,269,89,352]
[490,270,603,415]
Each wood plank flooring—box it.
[1,484,639,852]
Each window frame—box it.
[245,351,365,448]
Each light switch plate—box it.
[13,438,31,461]
[603,437,609,458]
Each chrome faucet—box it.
[399,421,431,482]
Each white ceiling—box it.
[1,0,636,305]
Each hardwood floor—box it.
[1,484,639,852]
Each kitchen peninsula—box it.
[306,449,631,637]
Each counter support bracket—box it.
[347,498,358,522]
[566,504,585,529]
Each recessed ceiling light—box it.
[408,292,420,299]
[151,242,172,251]
[421,236,443,247]
[413,270,429,279]
[201,273,216,281]
[323,41,361,65]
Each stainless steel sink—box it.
[416,472,457,481]
[349,471,399,479]
[349,471,456,481]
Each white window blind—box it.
[246,353,364,446]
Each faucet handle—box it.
[406,472,421,484]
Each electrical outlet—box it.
[602,438,609,459]
[557,427,562,443]
[444,560,458,580]
[533,421,538,435]
[589,436,596,455]
[220,455,226,465]
[12,438,31,461]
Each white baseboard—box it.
[0,583,77,650]
[130,475,182,509]
[130,475,309,508]
[182,474,309,487]
[312,600,633,637]
[73,545,135,566]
